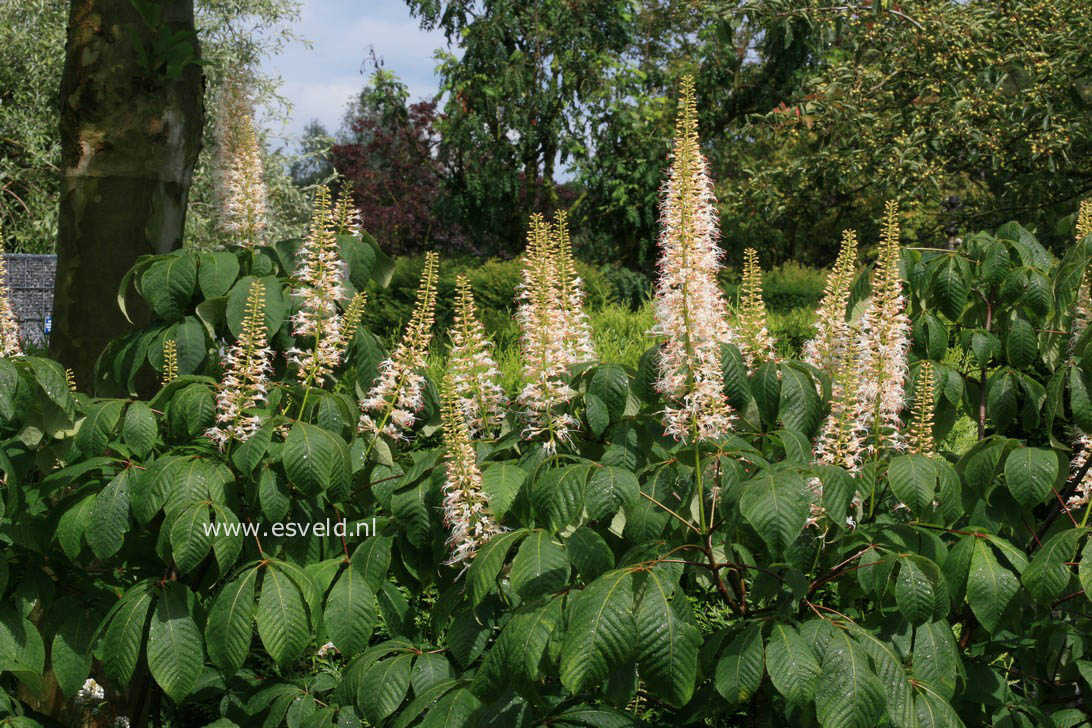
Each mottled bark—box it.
[51,0,203,392]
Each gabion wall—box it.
[4,254,56,348]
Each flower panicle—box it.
[803,229,858,373]
[358,251,439,440]
[0,223,22,357]
[288,187,349,385]
[207,280,273,448]
[855,200,911,457]
[907,361,937,457]
[551,210,597,365]
[337,291,368,353]
[515,214,580,453]
[737,248,777,371]
[651,75,735,443]
[440,373,504,567]
[1077,199,1092,242]
[332,183,362,237]
[162,339,179,385]
[449,274,507,439]
[213,73,267,247]
[814,362,865,473]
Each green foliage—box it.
[3,218,1092,728]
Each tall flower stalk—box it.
[0,224,22,357]
[213,74,267,247]
[359,252,439,440]
[906,361,937,457]
[440,374,504,567]
[207,281,273,448]
[1066,200,1092,512]
[289,188,349,387]
[552,210,597,365]
[162,339,179,385]
[449,275,506,439]
[651,76,735,445]
[736,248,776,371]
[854,201,911,457]
[516,214,580,452]
[803,229,859,375]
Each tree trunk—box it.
[51,0,203,392]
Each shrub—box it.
[723,260,829,313]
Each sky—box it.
[259,0,450,146]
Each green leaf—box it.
[284,422,351,496]
[932,255,969,320]
[560,570,636,693]
[1022,528,1084,604]
[1081,540,1092,605]
[75,399,124,457]
[198,251,241,298]
[896,556,936,626]
[147,583,204,703]
[103,586,154,685]
[142,254,197,320]
[351,535,393,594]
[585,465,638,521]
[418,688,480,728]
[636,570,700,706]
[169,502,212,573]
[589,364,629,422]
[51,605,92,698]
[476,598,563,693]
[258,565,310,668]
[764,622,820,706]
[912,621,959,700]
[467,529,528,606]
[987,370,1019,431]
[1005,317,1038,369]
[510,530,570,601]
[751,362,781,428]
[324,567,376,658]
[966,538,1020,633]
[888,454,936,516]
[778,363,823,435]
[226,275,286,338]
[391,482,431,548]
[480,462,526,520]
[206,566,257,674]
[411,653,453,695]
[1071,365,1092,432]
[532,463,589,532]
[714,623,764,704]
[56,494,95,560]
[585,393,610,437]
[122,401,158,457]
[739,472,808,557]
[361,653,413,723]
[567,526,615,581]
[815,630,886,728]
[87,470,132,559]
[1003,446,1058,507]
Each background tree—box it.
[51,0,205,389]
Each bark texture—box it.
[51,0,203,392]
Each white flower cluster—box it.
[288,187,350,386]
[448,274,506,439]
[75,677,105,706]
[440,376,504,566]
[207,280,273,448]
[736,247,777,372]
[212,74,267,247]
[651,76,735,443]
[1067,200,1092,510]
[0,224,22,357]
[515,214,593,452]
[358,252,439,440]
[853,201,911,457]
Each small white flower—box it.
[213,74,267,247]
[448,275,507,438]
[75,677,106,706]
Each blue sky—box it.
[259,0,449,145]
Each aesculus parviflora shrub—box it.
[3,86,1092,728]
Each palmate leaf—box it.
[764,622,820,706]
[635,570,701,706]
[966,538,1020,634]
[714,622,764,705]
[814,629,886,728]
[205,566,257,674]
[560,570,636,693]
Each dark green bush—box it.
[362,254,617,341]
